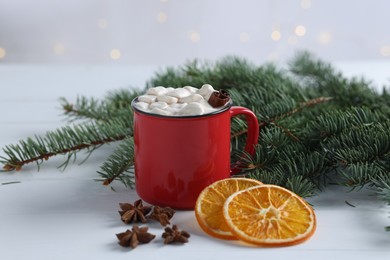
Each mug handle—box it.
[230,106,259,174]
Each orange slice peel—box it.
[195,178,263,240]
[223,184,316,247]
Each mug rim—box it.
[131,97,233,119]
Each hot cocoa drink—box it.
[133,84,231,116]
[131,84,259,209]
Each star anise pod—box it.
[119,199,152,224]
[148,206,176,226]
[162,225,190,244]
[116,225,156,248]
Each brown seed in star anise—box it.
[162,225,190,244]
[148,206,176,226]
[118,199,152,224]
[116,225,156,248]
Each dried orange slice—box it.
[195,178,263,240]
[223,184,316,247]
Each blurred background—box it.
[1,0,390,66]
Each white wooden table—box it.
[1,62,390,260]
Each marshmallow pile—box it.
[133,84,227,116]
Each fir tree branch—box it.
[372,172,390,204]
[290,51,389,110]
[230,96,332,140]
[248,166,318,198]
[147,56,258,90]
[370,171,390,231]
[269,120,300,142]
[340,162,385,188]
[1,117,132,171]
[60,89,140,122]
[285,175,318,198]
[303,107,384,143]
[321,119,390,165]
[60,96,108,121]
[96,137,135,188]
[275,96,333,121]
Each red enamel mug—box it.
[131,98,259,209]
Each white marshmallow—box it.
[197,84,215,100]
[138,95,157,104]
[183,86,198,93]
[167,88,191,98]
[178,102,205,116]
[164,103,188,116]
[150,107,171,116]
[179,94,204,103]
[169,103,187,109]
[149,101,168,110]
[156,95,178,104]
[133,101,149,111]
[135,85,226,116]
[146,86,168,96]
[165,107,180,115]
[199,99,217,114]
